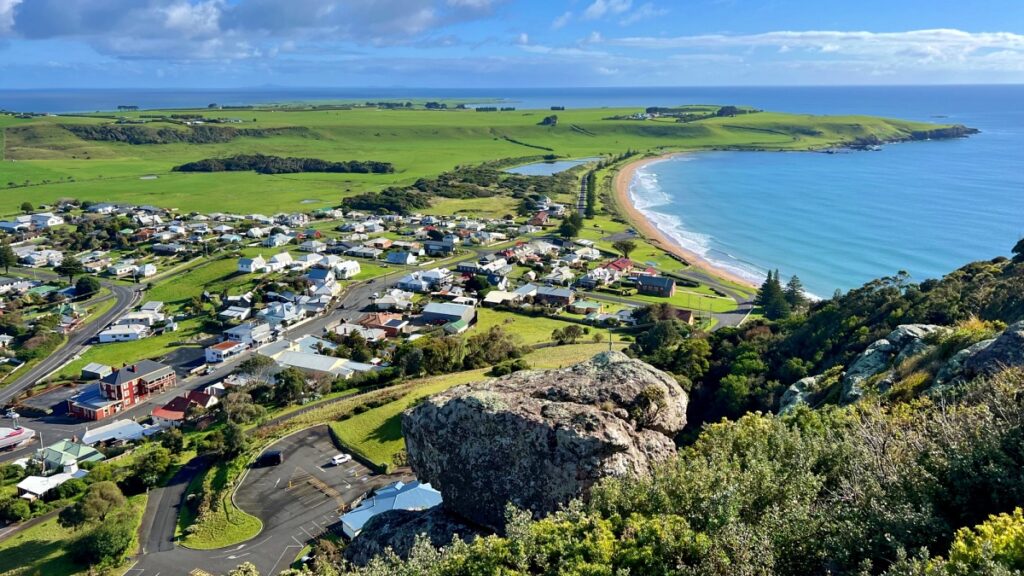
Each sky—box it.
[0,0,1022,88]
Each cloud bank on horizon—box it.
[0,0,1021,88]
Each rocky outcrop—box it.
[402,351,688,532]
[964,321,1024,378]
[343,508,477,566]
[779,375,819,415]
[933,338,996,388]
[838,324,945,403]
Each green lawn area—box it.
[331,342,625,470]
[626,290,738,313]
[178,458,262,550]
[0,493,147,576]
[57,317,206,380]
[475,308,619,345]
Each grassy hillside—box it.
[0,106,955,214]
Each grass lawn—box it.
[626,290,738,313]
[178,458,262,550]
[331,342,625,470]
[475,308,621,346]
[0,493,147,576]
[57,317,206,380]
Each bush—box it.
[72,510,136,568]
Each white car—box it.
[331,453,352,466]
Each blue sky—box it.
[0,0,1022,88]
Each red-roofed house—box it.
[604,258,635,273]
[529,211,549,226]
[205,340,248,363]
[151,391,219,427]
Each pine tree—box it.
[784,275,807,310]
[0,242,15,273]
[758,269,791,320]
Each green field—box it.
[0,493,148,576]
[0,107,953,216]
[331,342,625,469]
[476,307,623,345]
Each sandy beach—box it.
[613,154,757,289]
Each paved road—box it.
[576,173,588,213]
[0,272,140,406]
[130,426,404,576]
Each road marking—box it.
[270,544,303,576]
[275,478,281,488]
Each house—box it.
[482,290,518,307]
[385,251,417,265]
[152,391,218,427]
[238,255,267,274]
[396,273,429,293]
[332,323,387,343]
[219,306,252,321]
[107,260,136,277]
[266,252,293,272]
[259,301,302,326]
[578,267,619,289]
[68,360,176,420]
[569,300,603,314]
[115,310,164,327]
[358,313,408,337]
[636,275,677,297]
[205,340,248,363]
[224,321,274,347]
[151,242,185,256]
[345,246,383,260]
[334,260,361,280]
[80,363,113,380]
[30,212,64,229]
[529,211,550,226]
[98,324,150,342]
[365,238,393,250]
[0,216,32,234]
[17,469,89,501]
[542,266,575,286]
[263,233,292,248]
[421,302,476,325]
[339,480,442,539]
[424,240,454,256]
[81,419,148,446]
[87,202,118,215]
[534,286,575,307]
[305,268,336,288]
[135,263,157,278]
[140,301,164,314]
[604,258,635,274]
[299,239,327,253]
[36,440,104,473]
[22,250,64,267]
[373,289,414,311]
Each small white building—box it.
[334,260,361,280]
[238,255,267,274]
[224,321,274,347]
[205,340,248,363]
[98,324,149,343]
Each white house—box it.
[334,260,361,280]
[115,310,164,327]
[135,263,158,278]
[385,251,417,265]
[30,212,65,229]
[205,340,248,363]
[299,240,326,253]
[224,321,274,347]
[259,302,302,326]
[263,233,292,248]
[107,261,136,277]
[238,255,267,274]
[266,252,293,272]
[219,306,252,321]
[98,324,149,343]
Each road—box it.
[0,270,140,406]
[129,426,404,576]
[576,172,588,213]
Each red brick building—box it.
[67,360,176,421]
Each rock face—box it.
[840,324,945,403]
[343,508,477,566]
[964,321,1024,378]
[779,375,819,415]
[933,338,996,388]
[402,351,688,532]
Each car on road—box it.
[256,450,285,467]
[330,453,352,466]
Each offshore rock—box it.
[402,351,687,532]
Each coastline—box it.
[612,153,758,290]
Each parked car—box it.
[257,450,285,467]
[331,453,352,466]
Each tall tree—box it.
[784,275,808,310]
[0,242,16,273]
[558,213,584,239]
[612,239,636,259]
[54,257,85,283]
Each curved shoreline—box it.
[612,153,757,290]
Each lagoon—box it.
[506,157,601,176]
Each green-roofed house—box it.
[569,300,603,315]
[36,439,104,474]
[442,318,470,335]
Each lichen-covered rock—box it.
[933,338,996,388]
[402,351,687,532]
[840,325,946,403]
[344,507,477,567]
[779,375,819,415]
[964,321,1024,378]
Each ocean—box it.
[1,85,1019,296]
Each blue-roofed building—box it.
[340,480,442,538]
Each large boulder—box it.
[344,507,477,567]
[779,375,819,415]
[840,324,946,403]
[402,351,687,532]
[964,321,1024,378]
[933,338,996,388]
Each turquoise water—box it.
[630,87,1024,298]
[506,157,600,176]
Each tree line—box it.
[173,154,394,175]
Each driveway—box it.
[129,426,406,576]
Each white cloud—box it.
[446,0,493,7]
[619,3,666,26]
[583,0,631,20]
[584,31,603,44]
[516,32,529,45]
[551,11,572,30]
[0,0,22,33]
